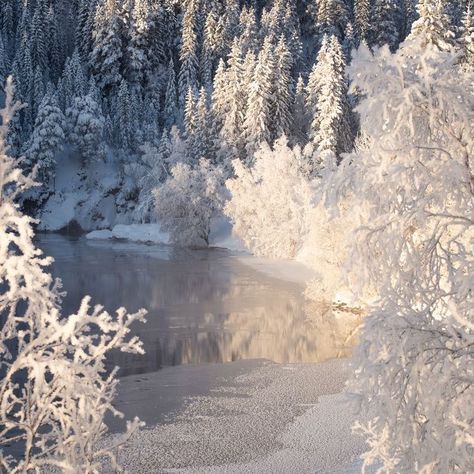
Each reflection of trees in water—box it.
[39,235,363,375]
[124,298,363,372]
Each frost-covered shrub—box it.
[154,158,227,246]
[225,137,315,259]
[0,78,146,473]
[332,40,474,473]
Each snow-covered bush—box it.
[225,137,315,259]
[332,39,474,473]
[0,78,146,473]
[154,158,227,246]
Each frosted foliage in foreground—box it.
[225,137,314,259]
[0,78,146,473]
[154,159,227,246]
[331,43,474,472]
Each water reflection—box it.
[37,234,361,376]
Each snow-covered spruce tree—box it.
[178,0,200,102]
[90,0,124,95]
[372,0,402,51]
[114,78,135,151]
[309,35,352,158]
[292,75,309,145]
[30,1,48,71]
[127,0,152,90]
[164,58,178,129]
[201,8,224,87]
[316,0,349,39]
[0,34,9,85]
[330,37,474,473]
[239,5,259,55]
[0,77,146,473]
[66,93,105,164]
[58,50,88,112]
[25,91,66,185]
[354,0,372,44]
[225,137,314,259]
[220,38,246,154]
[460,1,474,69]
[154,159,227,247]
[242,37,274,158]
[194,87,217,164]
[272,35,294,141]
[408,0,455,50]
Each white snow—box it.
[86,223,169,244]
[38,148,135,231]
[106,359,368,473]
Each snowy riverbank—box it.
[85,221,318,287]
[107,359,367,474]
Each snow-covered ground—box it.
[107,359,367,474]
[38,148,136,231]
[86,218,248,252]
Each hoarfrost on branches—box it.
[225,137,315,259]
[328,39,474,473]
[154,158,227,247]
[0,78,147,473]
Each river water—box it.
[37,234,357,379]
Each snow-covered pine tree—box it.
[272,35,293,141]
[32,65,45,119]
[127,0,152,90]
[354,0,372,43]
[211,58,227,131]
[25,91,66,184]
[184,86,197,143]
[408,0,455,50]
[58,50,88,111]
[222,0,240,51]
[243,36,275,157]
[201,8,223,87]
[343,22,357,62]
[11,39,34,137]
[90,0,124,95]
[372,0,402,51]
[239,5,259,54]
[67,93,105,164]
[115,78,135,151]
[193,86,216,162]
[292,75,308,145]
[0,34,8,85]
[310,35,352,158]
[220,38,245,153]
[30,0,48,71]
[178,0,200,102]
[46,4,62,82]
[76,0,93,62]
[460,1,474,68]
[164,58,178,128]
[316,0,349,39]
